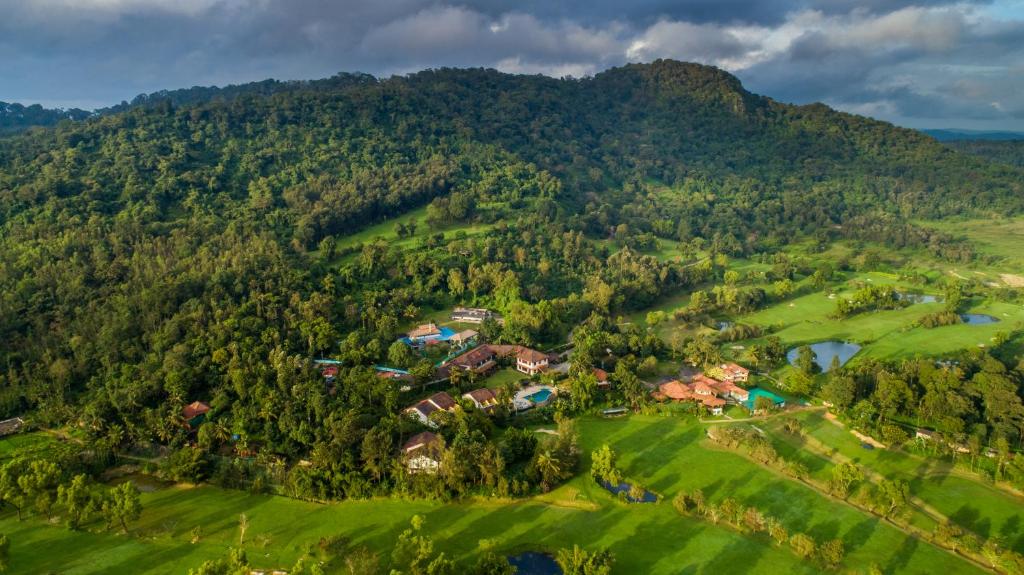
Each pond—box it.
[787,341,862,373]
[961,314,1000,325]
[717,321,733,331]
[896,292,940,304]
[601,480,658,503]
[508,552,562,575]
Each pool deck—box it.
[513,385,557,411]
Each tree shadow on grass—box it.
[951,504,991,540]
[841,517,880,554]
[883,534,919,574]
[808,518,841,542]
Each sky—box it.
[1,0,1023,130]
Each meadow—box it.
[0,415,987,574]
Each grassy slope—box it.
[760,411,1024,553]
[0,416,984,574]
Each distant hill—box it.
[0,101,90,134]
[944,139,1024,167]
[923,128,1024,141]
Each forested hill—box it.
[0,101,91,134]
[0,59,1022,441]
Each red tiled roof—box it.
[427,392,457,410]
[465,388,498,404]
[517,347,548,363]
[659,380,692,400]
[183,401,210,420]
[701,396,726,408]
[403,431,440,453]
[408,323,441,338]
[593,368,609,382]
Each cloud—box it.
[0,0,1022,129]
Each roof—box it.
[183,401,211,420]
[701,396,727,408]
[408,323,441,339]
[593,368,609,382]
[427,392,457,410]
[517,347,548,363]
[452,329,478,341]
[659,380,692,400]
[464,388,498,404]
[452,307,492,319]
[403,431,441,453]
[452,345,495,367]
[693,381,717,395]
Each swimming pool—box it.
[742,388,786,411]
[526,389,553,404]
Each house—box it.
[516,347,549,375]
[463,388,500,413]
[441,344,497,377]
[593,368,611,388]
[321,365,339,382]
[653,378,729,415]
[183,401,211,428]
[705,362,750,384]
[450,329,479,347]
[451,307,497,324]
[915,429,935,441]
[407,323,442,341]
[403,431,443,474]
[405,392,458,427]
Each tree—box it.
[555,545,615,575]
[830,462,863,498]
[590,445,621,486]
[767,517,788,546]
[57,474,94,530]
[790,533,817,559]
[18,460,59,519]
[818,538,844,568]
[614,362,648,412]
[387,340,415,368]
[753,395,775,414]
[238,513,250,545]
[821,374,856,411]
[569,372,599,411]
[875,479,909,517]
[795,345,819,375]
[471,551,516,575]
[391,516,454,575]
[102,482,142,534]
[0,534,8,573]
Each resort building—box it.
[440,344,497,378]
[405,392,458,427]
[516,347,549,375]
[403,431,443,474]
[450,329,479,347]
[463,388,501,413]
[705,362,750,384]
[183,401,211,429]
[451,307,498,324]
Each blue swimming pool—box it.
[399,326,458,346]
[742,388,786,411]
[527,389,553,404]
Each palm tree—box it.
[534,450,564,492]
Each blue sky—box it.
[1,0,1022,130]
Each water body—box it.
[508,552,563,575]
[601,480,658,503]
[787,341,862,372]
[717,321,733,331]
[961,314,1000,325]
[896,292,940,304]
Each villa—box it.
[652,373,752,416]
[403,431,443,474]
[516,347,549,375]
[405,392,458,427]
[593,368,611,388]
[463,388,501,413]
[705,362,750,384]
[439,344,497,378]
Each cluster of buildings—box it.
[652,363,750,416]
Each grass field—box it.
[0,416,986,574]
[757,411,1024,553]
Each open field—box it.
[757,411,1024,553]
[0,416,986,574]
[923,218,1024,272]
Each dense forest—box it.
[2,60,1024,502]
[0,102,90,134]
[945,139,1024,168]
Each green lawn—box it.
[759,411,1024,553]
[733,274,1024,363]
[0,416,985,574]
[483,367,526,390]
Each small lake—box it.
[601,480,658,503]
[717,321,733,331]
[961,314,1000,325]
[787,341,861,372]
[897,293,940,304]
[508,552,562,575]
